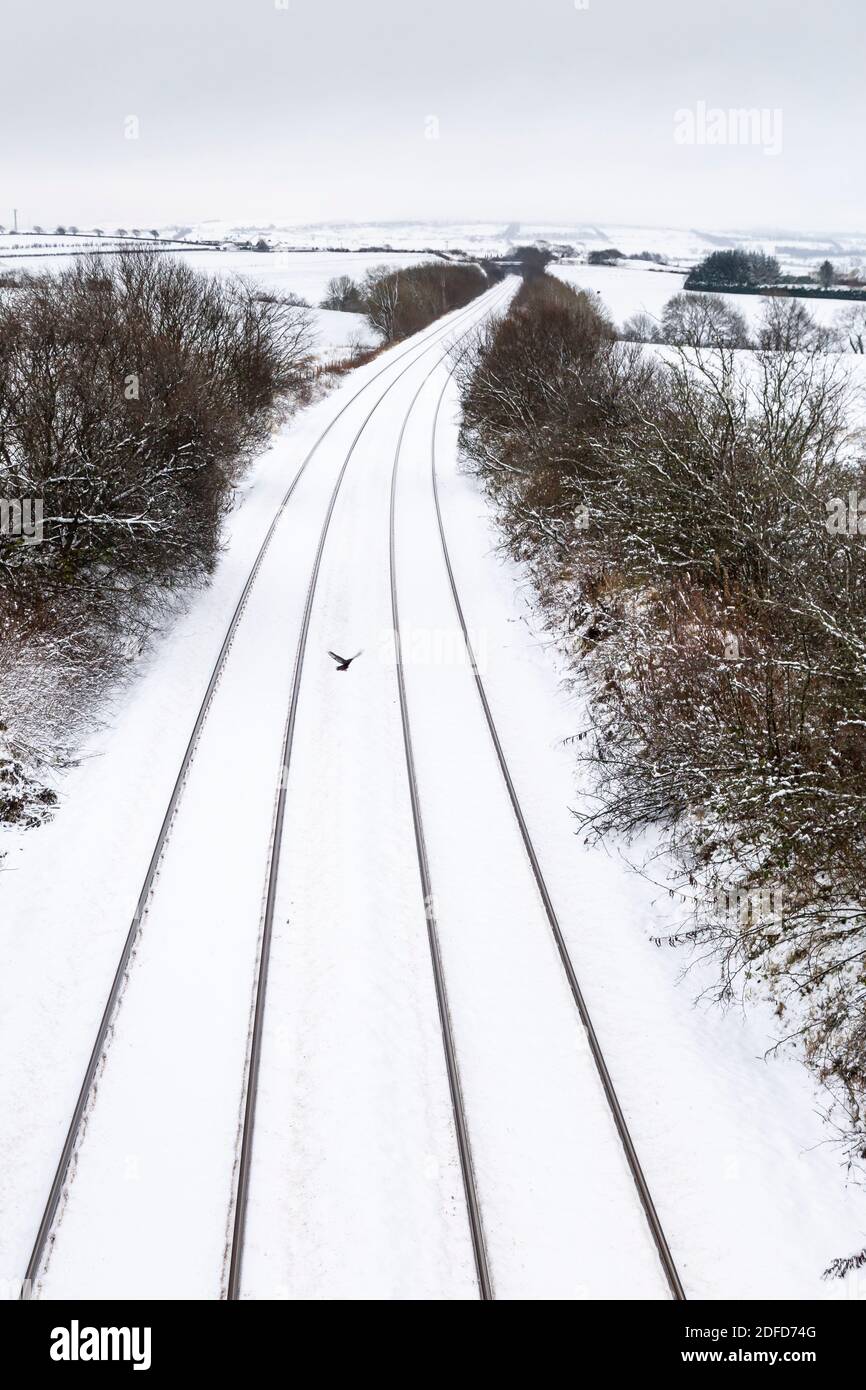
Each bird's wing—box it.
[327,650,345,664]
[349,650,363,661]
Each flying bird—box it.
[328,649,362,672]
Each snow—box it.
[431,382,866,1299]
[550,260,848,334]
[160,220,866,272]
[309,307,378,363]
[0,289,506,1300]
[0,242,434,306]
[0,246,422,363]
[1,275,865,1301]
[237,365,483,1300]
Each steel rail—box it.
[387,367,495,1302]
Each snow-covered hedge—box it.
[0,252,314,830]
[457,274,866,1274]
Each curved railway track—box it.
[388,370,494,1300]
[423,372,686,1301]
[22,279,684,1302]
[21,284,510,1300]
[225,286,510,1298]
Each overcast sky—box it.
[4,0,863,233]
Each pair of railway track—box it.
[21,279,684,1301]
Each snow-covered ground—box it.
[309,307,377,364]
[158,220,866,272]
[2,280,865,1301]
[7,220,866,271]
[0,244,427,363]
[551,260,849,335]
[0,241,432,301]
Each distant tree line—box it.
[587,248,623,266]
[685,248,782,289]
[619,288,866,354]
[686,249,866,302]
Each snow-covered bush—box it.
[0,252,314,828]
[458,273,866,1263]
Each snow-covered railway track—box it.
[21,285,509,1300]
[225,287,511,1298]
[422,378,686,1301]
[23,276,681,1301]
[380,368,686,1300]
[233,282,681,1301]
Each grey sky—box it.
[4,0,863,232]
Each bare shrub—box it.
[621,310,660,343]
[0,252,314,825]
[458,273,866,1261]
[837,302,866,354]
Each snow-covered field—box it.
[0,238,433,299]
[6,219,866,270]
[551,260,849,335]
[0,244,422,363]
[2,279,866,1300]
[308,307,377,363]
[160,220,866,272]
[5,225,862,359]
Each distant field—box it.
[168,249,433,306]
[0,244,440,363]
[0,242,431,300]
[6,220,865,270]
[550,260,846,334]
[5,229,863,361]
[158,219,866,271]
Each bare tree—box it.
[661,291,750,349]
[837,302,866,353]
[320,274,363,312]
[620,310,660,343]
[757,296,837,353]
[363,261,485,343]
[362,265,401,341]
[0,252,315,824]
